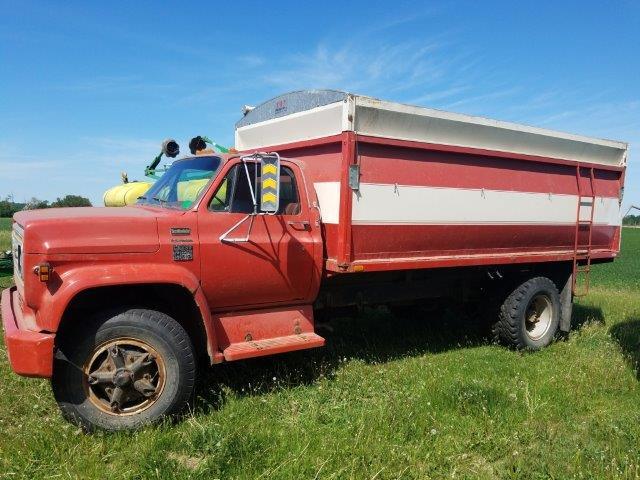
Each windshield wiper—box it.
[152,196,168,206]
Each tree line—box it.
[0,195,92,217]
[624,215,640,226]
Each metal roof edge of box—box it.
[235,89,628,166]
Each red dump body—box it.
[2,90,628,378]
[249,132,624,273]
[236,91,626,273]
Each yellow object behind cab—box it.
[176,178,210,205]
[104,178,215,207]
[103,182,153,207]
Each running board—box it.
[223,333,325,361]
[213,305,325,362]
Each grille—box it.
[12,224,24,281]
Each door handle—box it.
[287,220,310,230]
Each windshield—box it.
[138,155,222,209]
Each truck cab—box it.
[2,151,325,430]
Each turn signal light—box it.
[34,262,52,282]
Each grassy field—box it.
[0,222,639,479]
[0,217,11,253]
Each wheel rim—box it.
[524,293,554,341]
[82,337,166,416]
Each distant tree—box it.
[0,198,15,217]
[623,215,640,226]
[50,195,92,208]
[0,196,25,217]
[24,197,50,210]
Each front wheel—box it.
[52,308,196,431]
[493,277,560,350]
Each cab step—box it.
[223,333,325,361]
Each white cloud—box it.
[0,136,161,205]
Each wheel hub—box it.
[83,338,166,416]
[525,293,553,341]
[113,369,132,387]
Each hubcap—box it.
[525,293,553,341]
[83,338,166,415]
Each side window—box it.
[209,163,301,215]
[209,163,257,213]
[279,168,301,215]
[232,163,260,213]
[209,168,236,211]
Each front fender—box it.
[37,263,202,333]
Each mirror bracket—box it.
[219,214,256,243]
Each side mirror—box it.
[220,153,282,243]
[259,153,280,213]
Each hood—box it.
[14,206,176,255]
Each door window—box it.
[209,163,301,215]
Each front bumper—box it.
[1,286,55,377]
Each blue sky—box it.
[1,0,638,211]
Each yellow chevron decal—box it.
[262,192,277,203]
[262,163,277,175]
[262,177,277,189]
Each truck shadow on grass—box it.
[571,303,605,331]
[193,301,606,412]
[610,317,640,380]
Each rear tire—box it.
[52,308,196,432]
[493,277,560,350]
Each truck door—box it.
[197,160,316,308]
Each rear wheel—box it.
[493,277,560,350]
[52,308,196,431]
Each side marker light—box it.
[34,263,53,282]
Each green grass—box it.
[590,227,640,290]
[0,217,11,253]
[0,218,12,287]
[0,225,639,479]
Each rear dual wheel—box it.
[52,309,196,432]
[492,276,561,350]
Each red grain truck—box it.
[1,90,628,430]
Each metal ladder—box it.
[572,165,596,296]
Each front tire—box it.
[493,277,560,350]
[52,308,196,431]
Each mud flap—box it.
[559,273,573,332]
